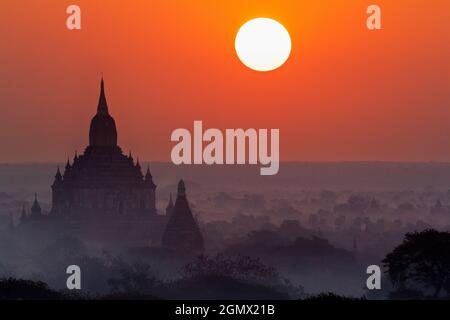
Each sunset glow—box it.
[1,1,450,305]
[0,0,448,162]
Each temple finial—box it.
[145,165,153,180]
[178,179,186,197]
[97,77,108,114]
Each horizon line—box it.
[4,160,450,165]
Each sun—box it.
[235,18,292,72]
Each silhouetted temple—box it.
[162,180,204,255]
[50,79,156,217]
[16,79,204,252]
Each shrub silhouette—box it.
[182,254,279,283]
[383,229,450,298]
[304,292,364,301]
[174,254,304,299]
[0,278,65,300]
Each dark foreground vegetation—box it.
[1,229,450,300]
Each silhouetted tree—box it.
[383,229,450,298]
[106,256,161,296]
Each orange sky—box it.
[0,0,448,162]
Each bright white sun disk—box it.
[235,18,291,72]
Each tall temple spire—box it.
[89,77,118,147]
[97,77,109,115]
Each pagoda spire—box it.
[135,158,143,179]
[166,193,174,216]
[97,77,109,115]
[52,166,62,188]
[136,158,141,169]
[177,179,186,197]
[55,166,62,180]
[145,166,152,179]
[65,157,71,169]
[31,193,42,218]
[89,77,117,147]
[64,158,72,177]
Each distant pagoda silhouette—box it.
[162,180,204,255]
[30,193,42,219]
[50,78,157,218]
